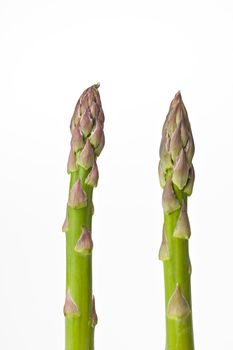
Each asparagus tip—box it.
[94,82,100,89]
[175,90,181,98]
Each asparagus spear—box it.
[158,92,195,350]
[62,83,105,350]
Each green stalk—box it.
[158,92,195,350]
[62,84,105,350]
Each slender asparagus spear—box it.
[62,83,105,350]
[158,92,195,350]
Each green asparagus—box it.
[158,92,195,350]
[62,83,104,350]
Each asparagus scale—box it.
[158,92,195,350]
[62,84,105,350]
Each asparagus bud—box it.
[94,133,105,156]
[76,139,95,170]
[74,227,93,255]
[68,179,87,209]
[158,92,195,350]
[80,109,93,137]
[67,148,77,174]
[89,120,104,148]
[85,161,99,187]
[167,284,191,320]
[71,123,84,152]
[184,165,195,196]
[63,83,105,350]
[90,296,98,328]
[62,207,69,233]
[63,289,80,317]
[162,178,180,214]
[173,203,191,240]
[158,225,170,261]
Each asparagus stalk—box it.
[158,92,195,350]
[62,83,105,350]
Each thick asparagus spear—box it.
[158,92,195,350]
[62,84,104,350]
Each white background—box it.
[0,0,233,349]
